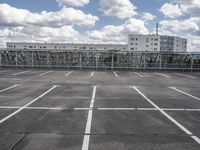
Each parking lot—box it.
[0,68,200,150]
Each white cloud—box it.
[142,12,155,21]
[87,18,149,43]
[99,0,137,19]
[160,3,183,18]
[0,3,99,27]
[56,0,89,7]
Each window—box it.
[154,38,158,41]
[43,46,46,49]
[135,43,138,45]
[8,45,12,48]
[131,38,134,40]
[29,46,33,48]
[136,38,138,41]
[146,45,149,47]
[146,38,149,42]
[154,48,157,51]
[131,48,134,50]
[154,43,158,46]
[82,47,86,50]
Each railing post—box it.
[79,52,82,70]
[15,51,18,68]
[31,51,34,69]
[111,52,114,70]
[159,54,162,71]
[191,55,193,72]
[0,50,2,68]
[143,53,146,70]
[95,52,98,70]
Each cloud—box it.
[160,3,183,18]
[99,0,137,19]
[56,0,89,7]
[142,12,155,21]
[0,3,99,28]
[87,18,149,43]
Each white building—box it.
[6,34,187,52]
[6,42,128,51]
[128,34,187,52]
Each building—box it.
[6,34,187,52]
[6,42,128,51]
[128,34,187,52]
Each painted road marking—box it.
[134,72,144,77]
[155,73,170,78]
[82,86,97,150]
[113,71,118,77]
[13,70,31,76]
[131,86,200,144]
[0,70,11,73]
[98,107,200,111]
[0,84,20,93]
[39,70,53,76]
[0,85,58,124]
[91,71,95,77]
[0,106,62,110]
[175,73,196,79]
[169,87,200,101]
[65,71,73,77]
[98,108,136,110]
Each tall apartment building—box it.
[128,34,187,52]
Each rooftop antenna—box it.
[156,23,159,36]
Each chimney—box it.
[156,23,159,36]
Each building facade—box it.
[128,34,187,52]
[6,34,187,52]
[6,42,128,51]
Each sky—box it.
[0,0,199,51]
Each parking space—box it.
[0,68,200,150]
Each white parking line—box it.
[131,86,200,144]
[98,108,136,110]
[0,84,20,93]
[82,86,97,150]
[134,72,144,77]
[13,70,31,76]
[98,107,200,111]
[0,70,11,73]
[113,71,118,77]
[39,70,53,76]
[169,87,200,101]
[91,71,95,77]
[0,106,62,110]
[175,73,196,79]
[155,73,170,78]
[65,71,73,77]
[74,108,91,110]
[0,85,58,124]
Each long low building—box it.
[6,34,187,52]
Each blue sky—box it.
[0,0,199,51]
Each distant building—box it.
[128,34,187,52]
[6,34,187,52]
[6,42,128,51]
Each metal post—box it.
[143,54,146,70]
[111,52,114,70]
[0,50,2,68]
[79,52,82,70]
[15,51,18,68]
[159,54,162,71]
[96,52,98,70]
[31,51,34,69]
[191,56,193,72]
[47,51,49,68]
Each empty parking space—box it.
[0,69,200,150]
